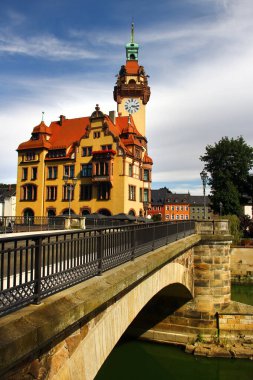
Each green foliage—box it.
[225,214,242,244]
[152,214,162,222]
[200,136,253,216]
[240,215,253,238]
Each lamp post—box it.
[63,175,77,217]
[219,201,223,216]
[200,169,208,220]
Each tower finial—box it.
[42,111,45,122]
[131,21,134,43]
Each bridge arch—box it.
[61,261,193,380]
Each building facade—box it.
[0,186,16,217]
[149,188,215,221]
[16,26,152,218]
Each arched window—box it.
[128,209,136,216]
[98,208,111,216]
[61,208,75,216]
[23,208,34,224]
[81,208,91,216]
[130,54,136,60]
[128,79,136,85]
[47,209,56,217]
[21,184,37,201]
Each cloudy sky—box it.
[0,0,252,194]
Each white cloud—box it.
[0,31,98,60]
[1,0,253,198]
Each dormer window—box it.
[26,152,36,161]
[31,133,39,140]
[47,149,66,158]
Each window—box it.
[97,183,110,200]
[171,215,175,220]
[80,185,92,201]
[176,206,179,211]
[21,184,37,201]
[93,131,100,139]
[166,215,170,219]
[101,144,112,151]
[48,149,65,158]
[31,167,37,180]
[171,206,174,211]
[63,185,74,201]
[22,168,28,180]
[180,206,184,211]
[176,215,179,220]
[94,162,109,176]
[186,206,189,211]
[82,146,92,156]
[64,165,75,178]
[129,185,136,201]
[143,169,149,181]
[48,166,58,179]
[143,189,149,202]
[135,148,141,159]
[180,215,184,219]
[185,215,189,219]
[166,205,170,211]
[81,164,92,177]
[26,152,36,161]
[47,186,57,201]
[129,164,133,177]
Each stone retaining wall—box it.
[231,247,253,283]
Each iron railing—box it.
[0,216,65,234]
[0,220,195,317]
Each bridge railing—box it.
[0,221,195,317]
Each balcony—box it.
[91,150,115,184]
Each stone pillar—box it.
[194,220,233,313]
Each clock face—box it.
[124,98,140,114]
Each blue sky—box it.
[1,0,253,194]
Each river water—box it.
[95,285,253,380]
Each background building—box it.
[16,26,152,218]
[149,187,215,221]
[0,185,16,217]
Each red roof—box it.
[17,112,151,163]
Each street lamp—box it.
[200,169,208,220]
[63,175,77,217]
[219,202,223,216]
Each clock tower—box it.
[113,23,150,137]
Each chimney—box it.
[59,115,66,126]
[109,111,116,124]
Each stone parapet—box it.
[195,219,230,236]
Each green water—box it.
[95,285,253,380]
[231,284,253,306]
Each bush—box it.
[224,214,242,244]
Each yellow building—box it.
[16,25,152,218]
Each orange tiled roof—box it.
[17,112,150,162]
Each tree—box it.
[200,136,253,216]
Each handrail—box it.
[0,220,195,317]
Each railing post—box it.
[166,222,169,244]
[97,230,103,275]
[131,227,136,260]
[33,237,43,305]
[152,224,155,250]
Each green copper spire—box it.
[131,22,134,43]
[126,22,139,61]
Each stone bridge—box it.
[0,221,233,379]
